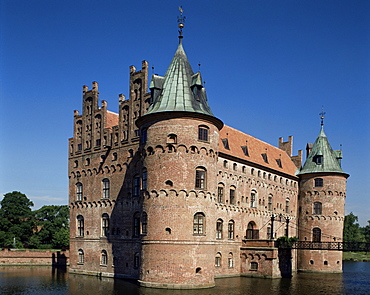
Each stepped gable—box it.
[219,125,297,176]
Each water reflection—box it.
[0,261,369,295]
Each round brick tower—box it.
[297,122,349,272]
[136,33,223,288]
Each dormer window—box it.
[314,155,323,165]
[222,138,229,149]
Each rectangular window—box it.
[217,187,224,203]
[133,176,140,197]
[216,220,223,239]
[228,221,234,239]
[268,196,273,211]
[251,192,256,208]
[96,139,101,146]
[193,213,205,235]
[230,189,235,205]
[142,171,148,190]
[228,257,234,268]
[315,178,323,187]
[198,127,209,141]
[195,169,206,189]
[215,256,221,267]
[314,202,322,214]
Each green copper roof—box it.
[298,126,346,175]
[145,40,215,117]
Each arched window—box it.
[233,163,237,171]
[268,195,273,211]
[313,227,321,242]
[198,125,209,141]
[228,220,235,240]
[228,252,234,268]
[101,250,108,266]
[195,167,206,189]
[76,182,83,201]
[246,221,259,239]
[77,215,84,237]
[78,249,84,264]
[223,160,228,168]
[250,190,257,208]
[313,202,322,215]
[217,184,224,203]
[133,212,140,237]
[215,252,222,267]
[102,178,110,199]
[167,133,177,144]
[142,212,148,235]
[216,219,223,239]
[133,175,140,197]
[315,178,324,187]
[102,213,109,237]
[193,213,205,235]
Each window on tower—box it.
[193,212,205,235]
[314,178,323,187]
[314,155,323,165]
[313,202,322,214]
[216,219,223,239]
[195,167,207,189]
[101,213,109,237]
[76,182,83,201]
[313,227,321,242]
[77,215,84,237]
[102,178,110,199]
[198,126,209,141]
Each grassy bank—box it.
[343,252,370,262]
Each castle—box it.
[68,20,349,289]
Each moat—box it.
[0,261,369,295]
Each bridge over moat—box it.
[242,240,370,252]
[288,241,370,252]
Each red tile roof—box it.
[219,125,297,176]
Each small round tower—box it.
[135,23,223,288]
[297,115,349,272]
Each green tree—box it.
[0,191,35,247]
[343,212,365,242]
[361,220,370,243]
[33,205,69,249]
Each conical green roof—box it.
[145,39,215,116]
[298,126,346,175]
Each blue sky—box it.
[1,1,369,225]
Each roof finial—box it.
[319,106,326,126]
[177,6,185,41]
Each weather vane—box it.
[177,6,186,38]
[319,106,326,126]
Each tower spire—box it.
[319,106,326,126]
[177,6,185,41]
